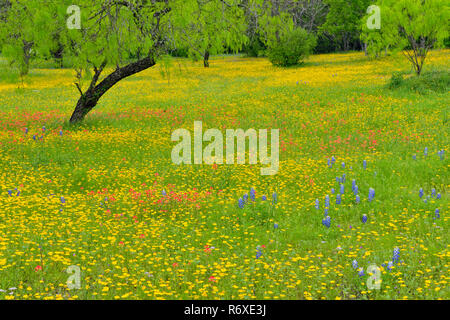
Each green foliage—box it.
[321,0,371,51]
[388,69,450,94]
[267,27,316,67]
[362,0,449,75]
[388,72,405,89]
[244,35,266,57]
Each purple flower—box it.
[238,198,244,209]
[324,208,329,216]
[325,195,330,208]
[243,193,248,203]
[342,162,345,169]
[262,195,267,201]
[362,214,367,223]
[393,247,400,263]
[412,154,416,160]
[363,160,367,169]
[272,192,277,204]
[424,147,428,156]
[327,158,332,168]
[322,216,331,228]
[331,156,336,164]
[340,184,344,194]
[419,188,424,198]
[331,188,335,194]
[435,208,440,219]
[436,193,441,200]
[249,188,256,201]
[7,190,12,197]
[387,261,393,271]
[336,194,341,205]
[274,223,279,229]
[60,196,66,204]
[315,199,319,210]
[368,188,375,202]
[25,128,28,134]
[351,179,356,192]
[256,249,262,259]
[59,130,63,136]
[162,189,166,196]
[358,268,365,277]
[352,260,358,269]
[353,185,358,195]
[356,195,360,204]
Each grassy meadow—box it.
[0,50,448,300]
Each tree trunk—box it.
[69,56,155,123]
[203,50,210,68]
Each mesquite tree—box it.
[2,0,248,123]
[361,0,449,75]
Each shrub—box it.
[244,35,266,57]
[388,72,404,89]
[267,28,316,67]
[388,70,450,94]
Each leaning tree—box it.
[361,0,449,75]
[2,0,249,123]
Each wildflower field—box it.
[0,50,448,300]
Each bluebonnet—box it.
[33,135,36,140]
[336,177,341,183]
[419,188,424,198]
[274,223,278,229]
[272,192,277,204]
[59,130,63,136]
[16,190,20,196]
[412,154,416,160]
[435,209,440,219]
[351,179,356,193]
[7,190,12,197]
[353,185,358,195]
[249,188,256,201]
[358,268,365,277]
[315,199,319,210]
[42,126,46,132]
[368,188,375,202]
[322,216,331,228]
[327,158,332,168]
[393,247,400,264]
[363,160,367,169]
[60,196,66,204]
[341,174,346,183]
[243,193,249,203]
[438,149,444,160]
[324,208,329,216]
[336,194,341,205]
[424,147,428,156]
[342,162,345,169]
[352,260,358,269]
[356,195,360,204]
[256,248,263,259]
[25,128,28,134]
[238,198,244,209]
[331,188,335,194]
[340,184,344,194]
[262,195,267,201]
[362,214,368,223]
[162,189,167,196]
[436,193,441,200]
[387,261,393,271]
[331,156,336,164]
[325,195,330,208]
[431,188,436,197]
